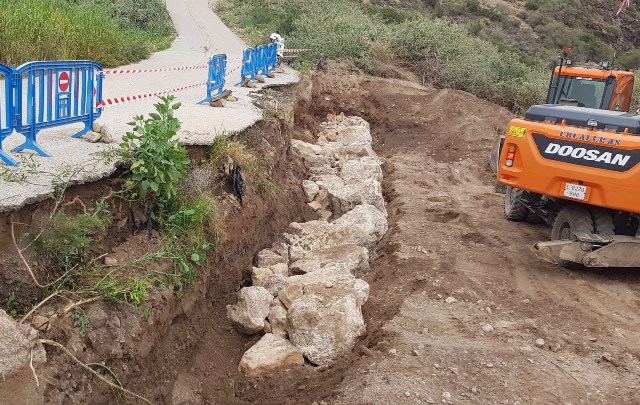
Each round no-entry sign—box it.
[58,71,70,92]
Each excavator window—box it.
[547,76,615,110]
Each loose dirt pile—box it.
[2,62,639,405]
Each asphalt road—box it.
[0,0,300,212]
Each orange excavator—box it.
[494,51,640,267]
[490,50,635,174]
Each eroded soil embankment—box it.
[0,86,317,404]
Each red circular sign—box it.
[58,71,70,92]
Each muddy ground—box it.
[2,63,640,404]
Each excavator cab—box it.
[546,63,634,112]
[489,51,635,176]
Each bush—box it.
[618,49,640,70]
[386,18,548,110]
[120,96,189,206]
[35,203,112,269]
[87,0,174,35]
[364,5,413,24]
[630,70,640,113]
[0,0,173,66]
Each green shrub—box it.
[288,1,382,67]
[208,133,259,177]
[120,96,189,205]
[34,203,112,269]
[618,49,640,70]
[70,309,90,336]
[364,5,413,24]
[630,70,640,113]
[0,0,173,66]
[86,0,174,35]
[386,18,548,110]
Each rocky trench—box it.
[0,87,319,404]
[227,114,388,374]
[0,83,389,404]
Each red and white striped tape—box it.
[103,64,208,75]
[225,64,242,78]
[98,81,208,108]
[283,48,311,53]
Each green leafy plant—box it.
[35,202,112,270]
[97,275,150,306]
[71,309,90,336]
[120,95,189,206]
[4,293,19,317]
[142,306,153,318]
[158,196,216,295]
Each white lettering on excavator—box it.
[544,143,631,167]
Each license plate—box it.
[563,183,588,200]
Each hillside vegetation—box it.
[217,0,550,112]
[218,0,640,112]
[0,0,174,67]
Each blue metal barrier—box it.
[255,45,268,76]
[200,54,227,104]
[237,44,279,86]
[13,60,103,158]
[266,43,278,72]
[0,65,16,166]
[237,48,257,85]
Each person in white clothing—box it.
[269,33,285,60]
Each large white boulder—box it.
[278,267,370,309]
[255,249,287,268]
[319,115,372,146]
[329,179,386,217]
[226,287,273,335]
[238,334,304,375]
[327,204,388,255]
[267,299,288,337]
[284,205,387,261]
[312,174,345,192]
[289,244,369,277]
[301,180,319,202]
[283,220,333,262]
[339,156,383,184]
[252,263,289,296]
[287,293,366,366]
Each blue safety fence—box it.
[200,53,227,104]
[238,48,257,84]
[237,43,278,86]
[266,43,278,72]
[0,65,15,166]
[0,60,103,166]
[255,45,268,76]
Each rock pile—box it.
[226,115,388,374]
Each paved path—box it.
[0,0,300,212]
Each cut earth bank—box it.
[2,61,640,405]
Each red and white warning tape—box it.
[98,81,208,108]
[283,48,311,53]
[225,64,242,78]
[103,64,208,75]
